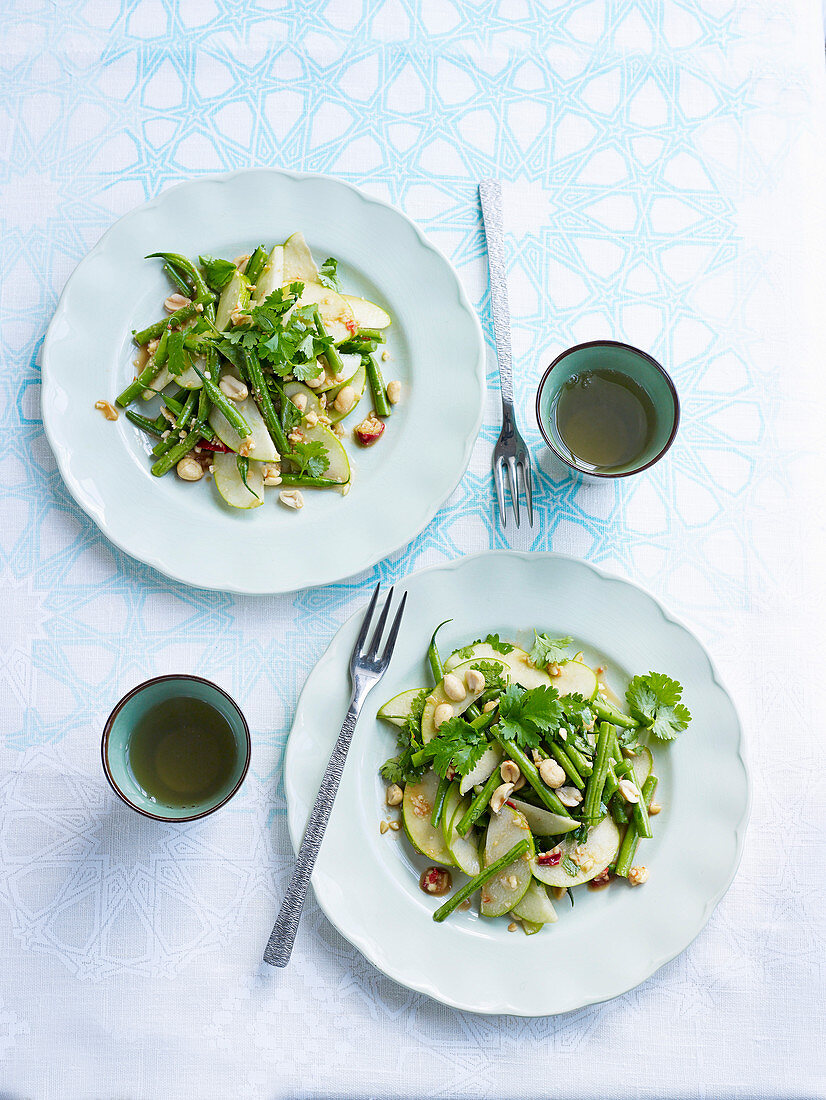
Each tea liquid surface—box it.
[128,696,237,807]
[554,368,655,470]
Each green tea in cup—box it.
[128,696,239,809]
[554,368,656,470]
[535,340,679,478]
[102,675,251,821]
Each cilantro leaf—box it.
[452,642,477,661]
[380,747,424,786]
[198,254,236,291]
[529,632,573,668]
[317,256,341,290]
[287,439,329,478]
[561,693,593,730]
[279,394,302,435]
[625,672,691,742]
[497,684,563,751]
[562,856,579,877]
[290,358,324,384]
[166,330,188,377]
[236,456,260,501]
[483,633,514,654]
[427,717,489,779]
[403,688,428,746]
[470,661,508,697]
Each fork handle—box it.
[479,179,514,407]
[263,698,360,968]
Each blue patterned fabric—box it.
[1,1,823,1096]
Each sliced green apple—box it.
[252,244,284,304]
[342,294,391,330]
[282,231,318,285]
[213,452,264,509]
[377,688,423,728]
[297,283,355,343]
[282,381,323,418]
[295,423,350,484]
[402,770,453,865]
[555,660,599,701]
[530,816,621,888]
[507,795,580,836]
[215,269,250,332]
[512,879,558,925]
[458,744,501,796]
[441,784,480,876]
[326,361,367,422]
[208,374,279,462]
[480,804,534,917]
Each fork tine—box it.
[522,458,534,528]
[494,457,507,528]
[380,591,407,666]
[366,586,394,660]
[506,458,520,528]
[352,583,380,659]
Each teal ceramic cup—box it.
[102,675,251,822]
[535,340,679,478]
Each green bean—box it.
[430,776,451,829]
[338,337,378,355]
[125,410,163,437]
[356,327,385,342]
[244,246,268,286]
[494,737,572,819]
[547,742,585,788]
[615,775,658,877]
[610,793,630,826]
[427,620,452,684]
[433,839,530,922]
[133,303,199,346]
[593,698,636,730]
[562,740,592,777]
[161,393,184,416]
[455,765,501,837]
[174,390,197,430]
[163,262,191,297]
[117,327,171,407]
[242,349,290,454]
[146,252,211,302]
[604,760,619,804]
[150,426,201,476]
[192,364,251,440]
[309,306,345,376]
[615,758,652,840]
[365,353,391,417]
[582,722,613,825]
[277,475,348,489]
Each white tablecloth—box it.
[1,0,824,1096]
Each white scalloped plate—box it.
[285,551,749,1016]
[42,170,485,593]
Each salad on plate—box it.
[378,626,691,933]
[111,232,398,511]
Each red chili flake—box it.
[536,850,562,867]
[196,438,231,452]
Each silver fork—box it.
[479,178,534,528]
[263,583,407,968]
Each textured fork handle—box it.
[263,698,361,968]
[479,179,513,407]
